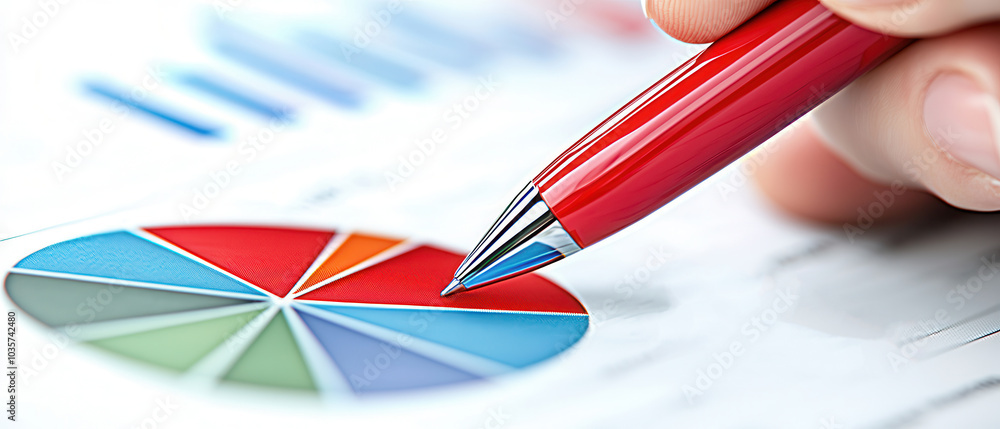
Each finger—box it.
[812,24,1000,211]
[753,120,941,225]
[642,0,776,43]
[821,0,1000,37]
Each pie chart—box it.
[5,225,589,394]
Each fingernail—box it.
[641,0,650,18]
[924,73,1000,179]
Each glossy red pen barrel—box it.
[533,0,911,248]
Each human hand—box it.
[645,0,1000,224]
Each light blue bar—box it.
[83,80,224,138]
[298,33,425,90]
[210,25,363,108]
[176,71,294,120]
[394,13,486,57]
[388,13,489,71]
[493,21,558,59]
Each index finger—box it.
[820,0,1000,37]
[645,0,1000,42]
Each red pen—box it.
[441,0,911,296]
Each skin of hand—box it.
[643,0,1000,224]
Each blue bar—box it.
[388,13,490,71]
[83,80,224,138]
[394,13,486,57]
[390,38,482,72]
[493,21,559,59]
[210,25,363,108]
[176,71,294,120]
[298,33,425,90]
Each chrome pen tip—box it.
[440,279,465,297]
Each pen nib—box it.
[440,279,465,297]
